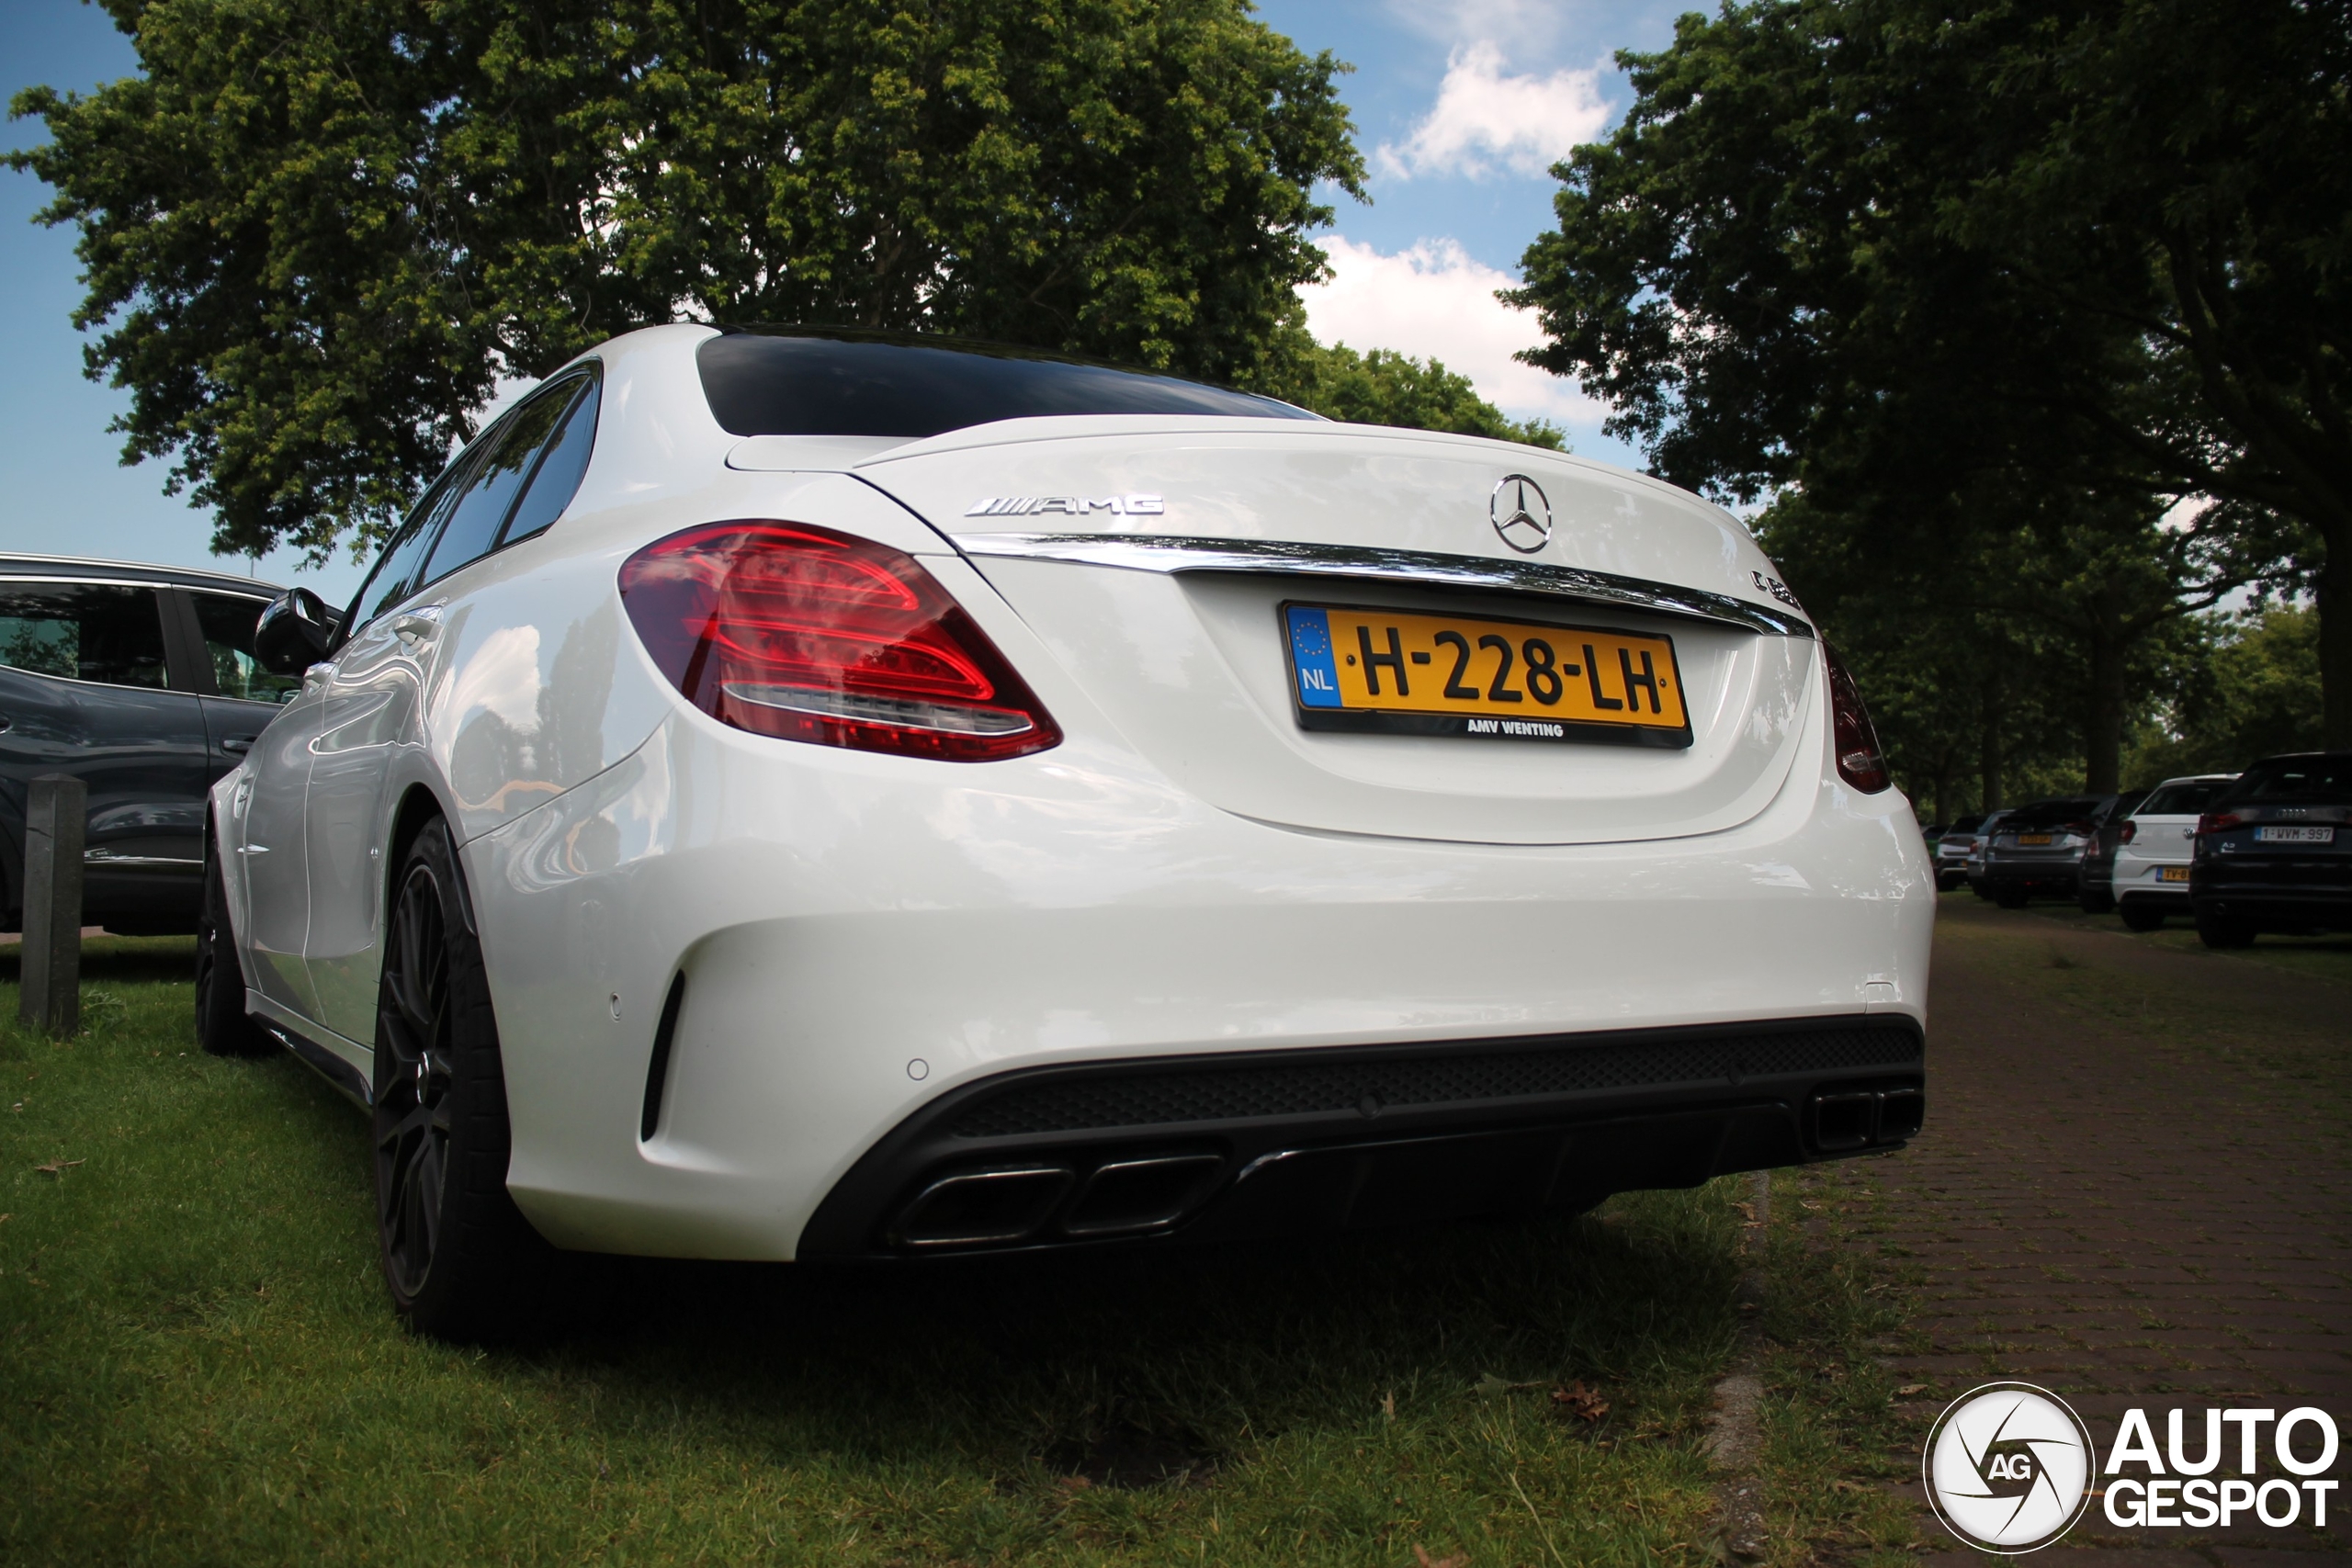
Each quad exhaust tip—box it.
[888,1152,1227,1250]
[1811,1085,1924,1153]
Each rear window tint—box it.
[2226,756,2352,805]
[698,331,1317,439]
[2001,798,2106,829]
[2137,780,2230,817]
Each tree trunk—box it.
[2323,532,2352,750]
[1979,684,2006,810]
[2084,586,2127,793]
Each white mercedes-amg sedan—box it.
[203,324,1933,1338]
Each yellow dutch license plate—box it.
[1283,604,1692,748]
[2159,865,2191,883]
[2018,833,2054,845]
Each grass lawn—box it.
[1973,890,2352,987]
[2,939,1925,1567]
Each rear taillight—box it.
[1823,643,1890,793]
[619,521,1060,761]
[2120,819,2137,844]
[2196,811,2242,836]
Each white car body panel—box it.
[215,323,1934,1263]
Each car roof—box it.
[0,552,285,597]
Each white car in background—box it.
[2111,773,2239,930]
[202,325,1935,1339]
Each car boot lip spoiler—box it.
[946,533,1815,638]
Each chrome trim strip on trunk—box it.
[947,533,1814,637]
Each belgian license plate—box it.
[2159,865,2191,883]
[2255,825,2335,843]
[1283,604,1691,747]
[2018,833,2054,846]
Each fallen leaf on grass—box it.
[1413,1547,1467,1568]
[1800,1200,1823,1211]
[1472,1373,1545,1398]
[1551,1381,1610,1421]
[32,1158,83,1177]
[1895,1383,1929,1396]
[1832,1480,1869,1494]
[1733,1201,1758,1222]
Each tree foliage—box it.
[1283,340,1564,449]
[1507,0,2349,744]
[10,0,1364,561]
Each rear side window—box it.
[420,379,583,587]
[2137,780,2228,817]
[0,581,170,688]
[494,374,600,546]
[189,591,300,703]
[2229,757,2352,805]
[698,330,1317,438]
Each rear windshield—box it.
[1943,815,1984,834]
[697,330,1318,439]
[2001,798,2105,829]
[2224,755,2352,805]
[2137,779,2230,817]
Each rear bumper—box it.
[1976,862,2083,897]
[798,1015,1925,1258]
[2194,887,2352,930]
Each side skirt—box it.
[246,988,373,1109]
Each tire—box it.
[2118,901,2166,931]
[372,817,552,1341]
[196,838,273,1057]
[2194,908,2256,949]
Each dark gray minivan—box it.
[1,555,298,934]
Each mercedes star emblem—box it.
[1489,474,1553,554]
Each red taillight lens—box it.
[2120,819,2137,844]
[1823,642,1890,794]
[619,521,1060,761]
[2196,811,2241,836]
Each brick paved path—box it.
[1873,898,2349,1567]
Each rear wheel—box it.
[2194,908,2256,949]
[196,839,272,1057]
[372,817,551,1341]
[2118,901,2166,932]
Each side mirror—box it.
[254,588,336,676]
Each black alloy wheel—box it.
[196,837,272,1057]
[371,817,549,1340]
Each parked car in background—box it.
[2109,774,2237,930]
[2190,752,2352,947]
[1932,814,1984,890]
[2072,787,2151,913]
[1975,795,2127,908]
[1964,809,2012,893]
[1,555,294,934]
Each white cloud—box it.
[1382,0,1574,54]
[1297,235,1597,427]
[1376,43,1613,180]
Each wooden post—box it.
[19,774,85,1038]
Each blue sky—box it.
[0,0,1688,603]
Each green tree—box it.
[2130,604,2324,780]
[9,0,1364,562]
[1505,0,2347,741]
[1280,340,1564,448]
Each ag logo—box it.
[1923,1382,2096,1553]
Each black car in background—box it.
[1974,794,2133,908]
[2190,752,2352,947]
[1,556,296,935]
[2071,786,2152,913]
